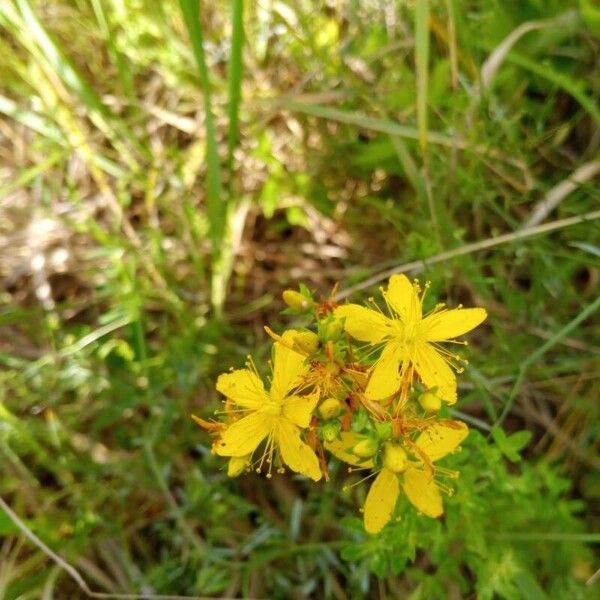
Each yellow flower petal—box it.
[324,432,375,467]
[270,330,308,400]
[227,454,251,477]
[276,419,322,481]
[365,340,406,400]
[412,341,457,404]
[402,467,443,518]
[384,274,421,325]
[216,369,268,408]
[420,308,487,341]
[215,412,272,457]
[282,392,319,428]
[334,304,394,343]
[364,468,400,534]
[415,420,469,462]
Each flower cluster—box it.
[194,275,487,533]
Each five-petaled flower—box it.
[327,420,469,533]
[214,330,322,481]
[335,274,487,403]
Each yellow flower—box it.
[364,421,469,533]
[363,420,468,534]
[335,274,487,402]
[214,330,322,481]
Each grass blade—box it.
[178,0,224,254]
[89,0,135,100]
[389,136,425,198]
[0,94,61,140]
[270,98,449,145]
[337,209,600,299]
[415,0,430,154]
[502,49,600,126]
[227,0,244,177]
[270,99,529,171]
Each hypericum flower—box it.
[328,421,468,533]
[335,274,487,402]
[213,330,322,481]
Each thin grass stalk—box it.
[89,0,135,100]
[178,0,224,259]
[227,0,244,179]
[415,0,430,154]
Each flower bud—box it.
[320,420,341,443]
[293,331,319,355]
[282,289,313,311]
[227,454,251,477]
[322,318,344,341]
[318,397,343,419]
[382,443,407,473]
[375,421,392,441]
[419,391,442,413]
[352,438,378,458]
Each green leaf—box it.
[177,0,222,216]
[0,510,19,535]
[491,427,532,463]
[508,430,533,453]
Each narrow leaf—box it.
[415,0,430,153]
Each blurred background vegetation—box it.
[1,0,599,598]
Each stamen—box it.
[436,466,459,479]
[435,480,455,496]
[348,465,372,473]
[428,342,466,372]
[246,354,260,377]
[361,341,387,360]
[420,281,431,309]
[367,293,386,318]
[380,290,396,320]
[342,469,380,491]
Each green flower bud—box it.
[283,289,313,311]
[375,421,392,441]
[322,317,344,341]
[382,443,407,473]
[293,330,319,355]
[419,391,442,413]
[352,438,379,458]
[318,398,343,419]
[321,420,341,443]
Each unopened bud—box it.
[318,398,343,419]
[293,331,319,355]
[352,438,378,458]
[227,454,251,477]
[321,420,341,443]
[382,443,407,473]
[322,318,344,341]
[375,421,392,441]
[419,391,442,413]
[283,289,313,311]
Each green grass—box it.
[0,0,599,598]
